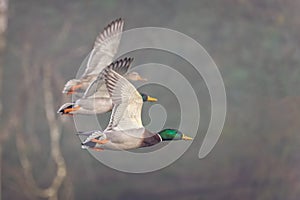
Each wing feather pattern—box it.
[82,18,124,77]
[104,69,143,131]
[82,57,133,98]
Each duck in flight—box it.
[62,18,145,95]
[80,68,193,151]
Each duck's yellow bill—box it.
[147,96,158,102]
[182,134,193,140]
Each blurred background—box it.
[1,0,300,199]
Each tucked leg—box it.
[67,84,83,95]
[64,105,80,114]
[91,147,104,152]
[91,139,109,144]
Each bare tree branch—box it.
[43,63,67,200]
[13,21,72,199]
[15,64,67,200]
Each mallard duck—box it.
[58,57,155,115]
[80,69,193,151]
[62,18,145,95]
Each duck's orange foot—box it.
[91,139,109,144]
[67,84,83,95]
[92,147,104,152]
[64,106,80,114]
[67,91,75,95]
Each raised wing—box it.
[82,57,134,98]
[104,69,143,131]
[81,18,124,77]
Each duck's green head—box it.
[158,129,193,141]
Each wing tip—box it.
[104,57,134,78]
[94,18,125,47]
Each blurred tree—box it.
[0,0,8,199]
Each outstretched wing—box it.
[104,69,143,131]
[82,57,133,98]
[81,18,124,77]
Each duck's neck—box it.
[141,134,162,147]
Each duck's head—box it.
[158,129,193,141]
[125,72,147,81]
[140,93,158,102]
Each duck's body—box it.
[58,92,156,115]
[58,97,113,115]
[80,69,192,151]
[81,128,161,150]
